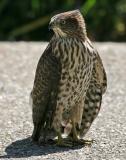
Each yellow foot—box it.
[53,131,73,147]
[65,137,94,146]
[73,138,94,146]
[54,138,73,147]
[82,139,94,145]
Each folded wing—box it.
[31,44,61,142]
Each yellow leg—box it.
[56,131,63,145]
[71,120,79,141]
[55,131,72,147]
[68,121,94,146]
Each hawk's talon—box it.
[73,138,94,145]
[54,131,74,147]
[53,138,73,147]
[65,136,94,146]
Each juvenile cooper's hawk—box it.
[30,10,107,146]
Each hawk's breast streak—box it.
[51,37,94,124]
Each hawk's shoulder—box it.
[31,42,61,141]
[31,43,61,105]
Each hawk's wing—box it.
[31,44,61,141]
[79,51,107,137]
[94,53,107,94]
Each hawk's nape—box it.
[31,44,61,142]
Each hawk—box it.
[30,10,107,146]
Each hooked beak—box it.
[48,21,55,30]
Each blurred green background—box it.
[0,0,126,41]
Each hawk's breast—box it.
[52,37,94,113]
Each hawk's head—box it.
[49,10,87,40]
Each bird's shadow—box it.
[1,137,84,158]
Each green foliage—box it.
[81,0,96,15]
[0,0,125,41]
[31,0,40,12]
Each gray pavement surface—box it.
[0,42,126,160]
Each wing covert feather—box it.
[31,44,61,141]
[94,53,107,94]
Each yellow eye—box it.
[61,20,66,25]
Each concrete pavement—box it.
[0,42,126,160]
